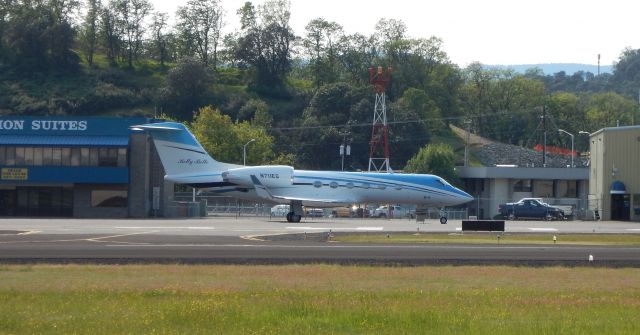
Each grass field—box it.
[0,265,639,334]
[333,233,640,246]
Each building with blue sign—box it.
[0,116,168,217]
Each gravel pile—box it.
[474,143,587,168]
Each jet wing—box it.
[249,175,356,204]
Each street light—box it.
[243,139,255,166]
[558,129,574,168]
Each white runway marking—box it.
[286,227,383,231]
[116,226,215,230]
[528,228,558,232]
[627,229,640,231]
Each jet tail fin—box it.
[132,122,238,179]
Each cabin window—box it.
[346,182,354,189]
[329,182,338,188]
[313,181,322,188]
[394,185,402,190]
[513,179,532,192]
[361,183,370,189]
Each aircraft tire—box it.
[439,216,448,224]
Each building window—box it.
[34,147,43,165]
[117,148,127,167]
[70,148,80,166]
[0,147,5,165]
[61,148,71,166]
[533,180,553,198]
[43,148,52,165]
[24,147,34,165]
[5,147,15,166]
[556,180,578,198]
[15,147,25,165]
[52,148,62,166]
[89,148,99,166]
[80,148,90,165]
[91,190,128,208]
[513,179,532,192]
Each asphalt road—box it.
[1,216,639,266]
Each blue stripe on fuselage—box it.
[293,171,458,197]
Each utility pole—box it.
[339,129,351,171]
[542,106,547,167]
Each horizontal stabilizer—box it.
[165,173,225,184]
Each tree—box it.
[585,92,636,129]
[3,0,79,70]
[79,0,100,66]
[303,18,343,88]
[374,18,409,66]
[404,143,460,186]
[233,0,295,95]
[238,98,269,122]
[100,2,121,66]
[612,48,640,97]
[113,0,152,68]
[160,56,212,119]
[191,106,274,165]
[459,64,545,145]
[149,11,169,67]
[337,33,377,84]
[176,0,224,68]
[0,0,13,62]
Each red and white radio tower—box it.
[368,66,392,172]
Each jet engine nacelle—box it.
[222,165,294,188]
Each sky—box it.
[151,0,638,67]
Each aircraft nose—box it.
[452,187,474,204]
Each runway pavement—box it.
[1,216,639,266]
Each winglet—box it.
[250,175,275,200]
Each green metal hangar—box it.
[588,125,640,221]
[0,116,168,218]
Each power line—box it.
[268,108,542,132]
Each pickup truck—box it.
[499,198,565,220]
[373,205,416,219]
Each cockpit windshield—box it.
[436,177,450,187]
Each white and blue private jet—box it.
[133,122,473,223]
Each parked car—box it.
[372,205,416,219]
[270,204,289,216]
[305,208,324,217]
[498,198,565,220]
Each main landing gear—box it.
[439,208,448,224]
[286,200,304,223]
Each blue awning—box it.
[610,180,627,194]
[0,135,129,147]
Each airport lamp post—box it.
[243,139,255,166]
[558,129,574,168]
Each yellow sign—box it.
[1,168,28,181]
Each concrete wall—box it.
[488,179,509,218]
[128,133,150,218]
